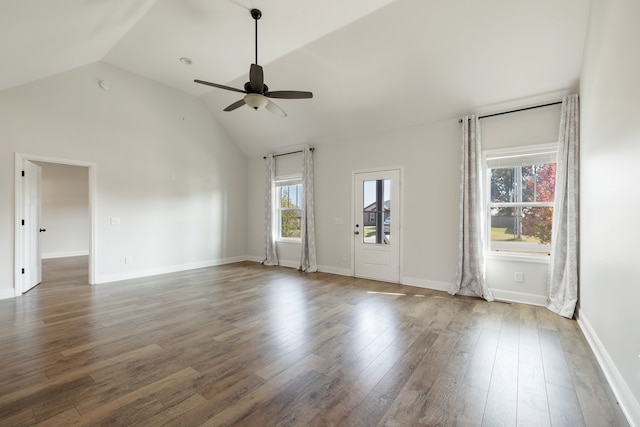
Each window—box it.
[276,177,302,240]
[485,145,557,256]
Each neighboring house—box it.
[362,200,390,226]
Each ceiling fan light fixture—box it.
[244,93,269,110]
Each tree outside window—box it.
[276,179,302,239]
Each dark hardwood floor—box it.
[0,256,628,426]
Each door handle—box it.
[39,229,46,232]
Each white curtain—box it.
[449,115,494,301]
[299,148,318,272]
[262,154,278,266]
[547,94,579,318]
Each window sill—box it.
[276,239,301,244]
[485,252,550,264]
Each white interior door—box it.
[23,160,42,293]
[354,169,400,282]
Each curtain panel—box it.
[262,154,278,266]
[299,148,318,272]
[450,115,494,301]
[547,94,580,318]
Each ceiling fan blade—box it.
[249,64,264,92]
[194,79,247,94]
[265,90,313,99]
[224,99,246,112]
[265,100,287,118]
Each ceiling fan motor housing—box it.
[244,82,268,94]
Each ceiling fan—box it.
[194,8,313,118]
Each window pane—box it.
[522,163,556,202]
[363,180,376,207]
[383,179,391,243]
[280,184,302,208]
[490,206,553,254]
[362,179,391,245]
[278,182,302,239]
[490,168,515,203]
[281,208,301,238]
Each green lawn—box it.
[491,227,540,243]
[364,226,376,238]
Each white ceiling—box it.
[2,0,591,156]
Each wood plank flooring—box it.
[0,256,628,426]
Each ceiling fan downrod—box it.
[251,9,261,65]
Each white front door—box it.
[23,160,42,293]
[353,169,400,282]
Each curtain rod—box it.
[458,101,562,123]
[263,147,314,159]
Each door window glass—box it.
[362,179,391,244]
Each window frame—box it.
[275,175,303,242]
[483,143,558,262]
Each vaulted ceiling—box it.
[1,0,590,156]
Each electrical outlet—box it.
[514,272,524,282]
[125,256,133,264]
[110,217,121,225]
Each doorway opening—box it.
[14,153,97,295]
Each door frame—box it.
[14,153,97,295]
[351,166,404,281]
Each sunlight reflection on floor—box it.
[367,291,426,297]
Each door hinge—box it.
[21,268,25,274]
[21,170,25,177]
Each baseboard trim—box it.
[488,289,547,306]
[245,256,302,271]
[0,288,17,300]
[95,256,248,285]
[577,310,640,427]
[42,250,89,259]
[402,276,450,292]
[318,265,352,277]
[277,259,299,269]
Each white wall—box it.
[579,0,640,423]
[35,162,89,258]
[481,105,562,305]
[0,61,247,295]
